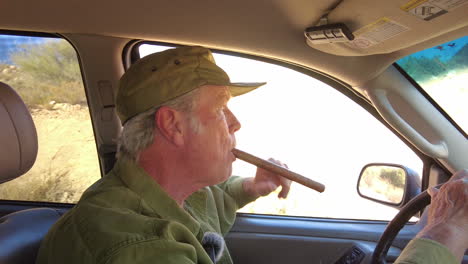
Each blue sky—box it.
[0,35,48,64]
[406,36,467,62]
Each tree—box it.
[1,39,86,107]
[398,55,448,83]
[447,43,468,69]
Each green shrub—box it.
[379,169,405,188]
[0,40,85,108]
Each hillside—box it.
[449,43,468,67]
[0,35,46,64]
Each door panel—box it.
[0,201,72,218]
[226,214,421,264]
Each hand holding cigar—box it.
[232,148,326,193]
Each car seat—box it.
[0,82,63,264]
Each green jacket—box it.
[36,157,458,264]
[36,158,256,264]
[396,238,458,264]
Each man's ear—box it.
[155,106,185,146]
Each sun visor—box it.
[304,0,468,56]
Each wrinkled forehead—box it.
[199,85,231,102]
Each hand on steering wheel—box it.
[373,169,468,264]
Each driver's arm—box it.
[395,238,459,264]
[395,169,468,264]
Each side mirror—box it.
[357,163,421,208]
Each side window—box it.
[0,34,100,203]
[139,44,423,221]
[397,36,468,134]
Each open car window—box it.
[139,43,423,221]
[0,34,100,203]
[396,36,468,135]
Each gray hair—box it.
[117,89,200,162]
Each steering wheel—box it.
[371,190,432,264]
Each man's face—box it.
[183,85,241,186]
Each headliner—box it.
[1,0,467,86]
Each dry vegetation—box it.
[359,166,405,204]
[0,104,100,203]
[0,40,100,203]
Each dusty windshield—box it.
[397,36,468,134]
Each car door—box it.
[135,42,434,264]
[0,34,459,264]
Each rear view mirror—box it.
[357,163,420,208]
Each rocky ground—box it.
[0,104,100,203]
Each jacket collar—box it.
[113,157,201,235]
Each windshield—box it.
[396,36,468,134]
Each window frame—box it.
[393,63,467,139]
[127,40,431,163]
[125,41,437,221]
[0,29,99,207]
[0,35,438,212]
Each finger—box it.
[427,187,439,198]
[276,160,288,169]
[450,169,468,181]
[278,178,292,199]
[258,181,278,196]
[280,161,289,169]
[267,182,278,193]
[268,158,287,168]
[266,158,291,198]
[267,158,288,173]
[463,177,468,188]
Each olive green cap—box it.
[117,46,266,124]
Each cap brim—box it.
[228,82,266,97]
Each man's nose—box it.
[226,108,241,133]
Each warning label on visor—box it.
[349,17,410,49]
[401,0,468,21]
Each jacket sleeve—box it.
[394,238,458,264]
[209,176,258,235]
[218,176,257,209]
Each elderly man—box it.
[37,46,467,264]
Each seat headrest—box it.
[0,82,38,184]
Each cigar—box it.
[232,148,325,193]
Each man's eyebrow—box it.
[216,89,231,101]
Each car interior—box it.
[0,0,467,263]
